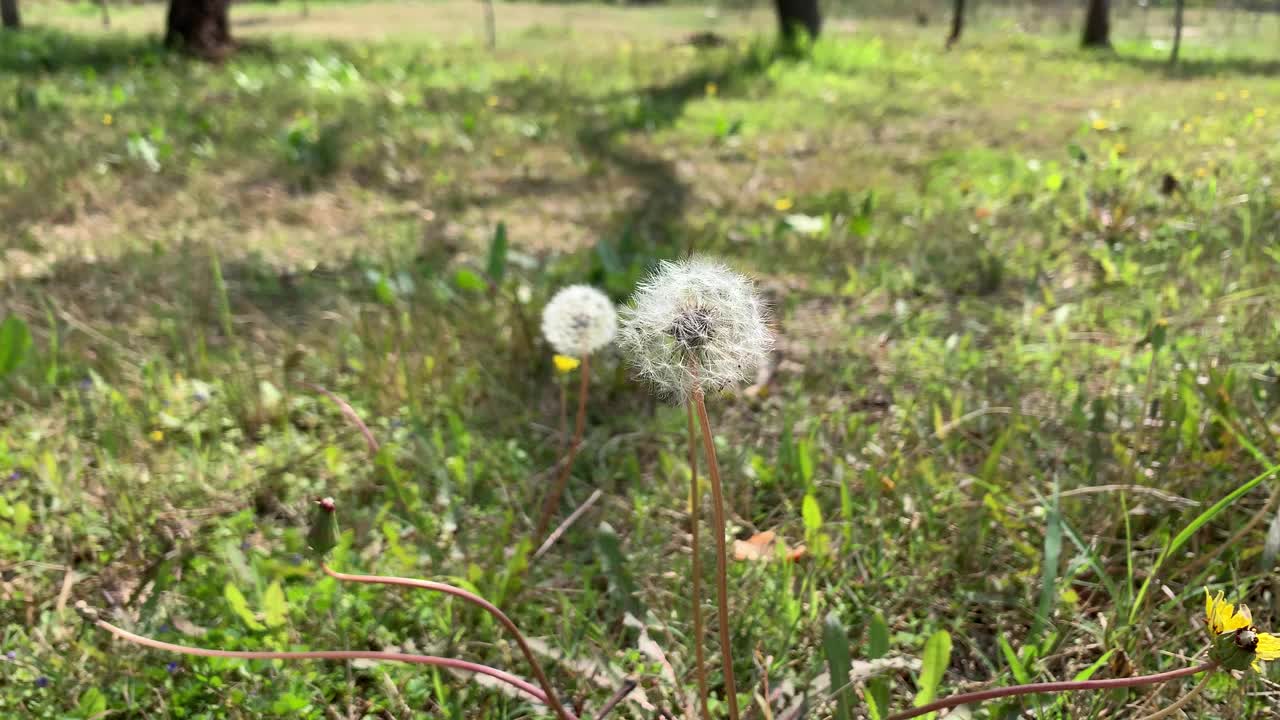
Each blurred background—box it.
[3,1,1280,718]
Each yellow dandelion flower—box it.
[705,82,718,98]
[1206,588,1252,635]
[1196,167,1209,178]
[1240,89,1251,100]
[486,95,500,108]
[1091,117,1109,131]
[774,197,794,211]
[1255,107,1267,119]
[103,113,113,126]
[1215,91,1227,102]
[1206,588,1280,672]
[149,430,164,443]
[1258,633,1280,662]
[553,355,581,373]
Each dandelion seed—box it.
[617,257,772,402]
[541,285,617,358]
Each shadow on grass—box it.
[0,26,162,74]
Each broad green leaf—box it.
[866,612,891,720]
[0,315,33,377]
[802,494,823,533]
[596,522,641,617]
[262,581,287,628]
[454,269,487,292]
[76,688,107,718]
[271,692,309,714]
[822,611,854,720]
[224,582,264,631]
[913,630,952,715]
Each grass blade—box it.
[1128,461,1279,624]
[822,611,854,720]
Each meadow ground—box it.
[3,2,1280,718]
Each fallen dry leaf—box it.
[733,531,807,562]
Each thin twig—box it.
[595,679,639,720]
[321,565,577,720]
[86,612,550,704]
[303,382,380,456]
[694,388,741,720]
[532,489,604,561]
[686,399,711,720]
[1053,484,1200,507]
[536,354,592,541]
[886,662,1216,720]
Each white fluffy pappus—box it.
[541,285,618,357]
[617,257,773,402]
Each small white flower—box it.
[541,285,618,357]
[618,257,772,402]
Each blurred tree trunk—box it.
[1081,0,1110,48]
[946,0,966,49]
[774,0,821,43]
[1,0,20,30]
[1170,0,1184,63]
[165,0,233,58]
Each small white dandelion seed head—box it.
[618,257,772,402]
[541,285,618,357]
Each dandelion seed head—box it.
[618,257,772,402]
[541,285,618,357]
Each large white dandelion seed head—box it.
[541,285,618,357]
[618,257,772,402]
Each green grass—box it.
[3,4,1280,718]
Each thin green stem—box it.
[686,399,710,720]
[886,662,1216,720]
[1134,668,1213,720]
[693,388,740,720]
[536,354,591,542]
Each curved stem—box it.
[686,400,711,720]
[1134,668,1213,720]
[92,617,549,705]
[322,564,577,720]
[693,389,740,720]
[887,662,1216,720]
[536,354,592,542]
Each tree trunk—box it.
[773,0,821,44]
[1081,0,1110,48]
[1,0,20,30]
[165,0,233,58]
[1170,0,1185,63]
[946,0,966,49]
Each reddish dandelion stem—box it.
[686,399,711,720]
[92,616,549,704]
[886,662,1216,720]
[693,388,740,720]
[321,564,577,720]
